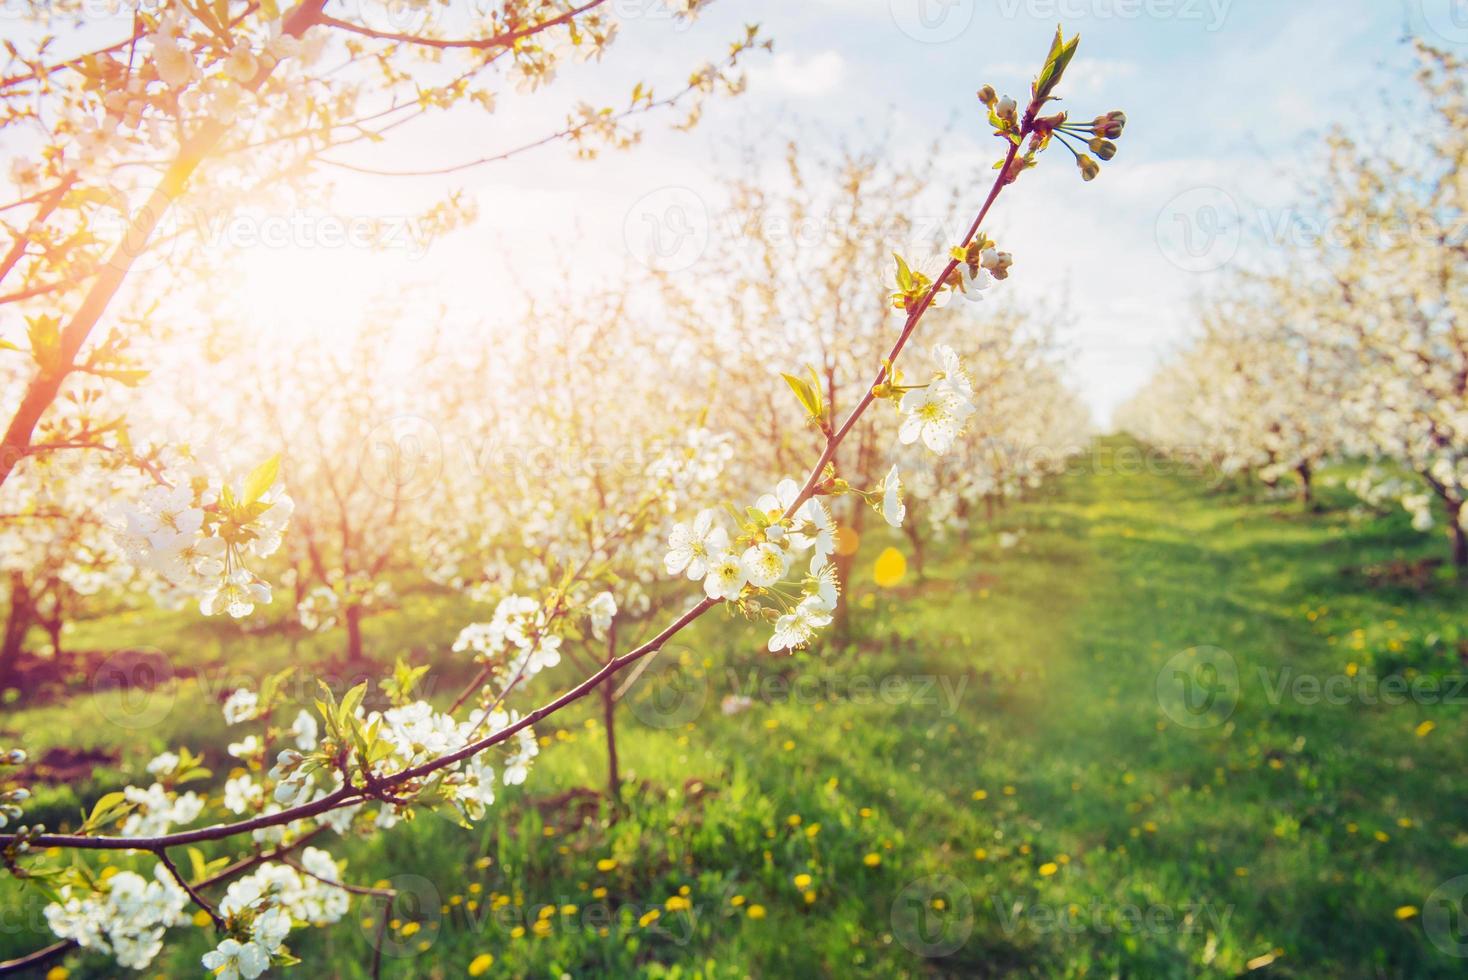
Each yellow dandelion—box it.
[468,953,495,976]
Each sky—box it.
[218,0,1458,427]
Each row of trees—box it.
[0,5,1120,974]
[1118,40,1467,570]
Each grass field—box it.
[4,439,1466,978]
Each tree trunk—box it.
[902,519,927,580]
[1450,505,1468,575]
[344,603,364,662]
[0,573,31,693]
[1296,462,1313,505]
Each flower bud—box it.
[1089,137,1117,161]
[1093,111,1126,139]
[1077,155,1100,182]
[977,85,996,107]
[996,96,1018,122]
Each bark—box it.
[1450,505,1468,574]
[0,573,32,692]
[902,519,927,580]
[1296,462,1313,505]
[344,603,364,662]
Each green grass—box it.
[4,437,1466,978]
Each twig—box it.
[153,847,225,931]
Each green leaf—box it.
[81,791,133,832]
[87,791,126,822]
[339,681,368,726]
[893,253,915,292]
[242,454,281,505]
[781,373,821,420]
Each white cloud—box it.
[754,50,848,98]
[1061,58,1139,93]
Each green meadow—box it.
[5,439,1465,978]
